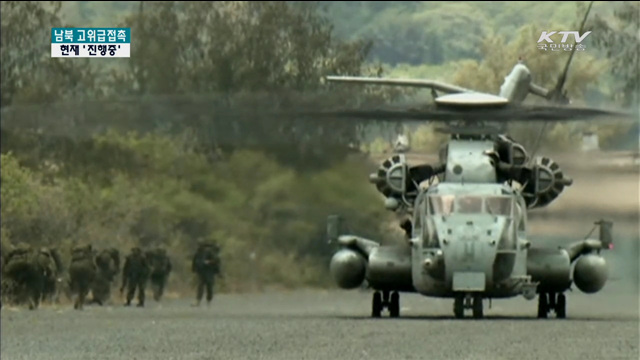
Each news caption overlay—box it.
[51,28,131,58]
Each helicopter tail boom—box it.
[528,82,552,99]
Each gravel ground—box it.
[2,280,638,360]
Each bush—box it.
[1,130,396,293]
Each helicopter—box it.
[325,124,614,319]
[318,1,634,319]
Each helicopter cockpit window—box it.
[455,196,483,214]
[428,195,455,215]
[485,197,513,216]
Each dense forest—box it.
[1,1,637,291]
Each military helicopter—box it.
[319,1,634,319]
[326,125,614,319]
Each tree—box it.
[588,1,639,106]
[350,2,485,66]
[0,1,95,106]
[104,1,399,170]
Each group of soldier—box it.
[1,240,222,310]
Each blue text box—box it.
[51,28,131,44]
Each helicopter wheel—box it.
[555,293,566,319]
[389,291,400,318]
[372,291,382,318]
[472,294,483,319]
[537,292,548,319]
[453,295,464,319]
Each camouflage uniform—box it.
[192,242,221,306]
[36,247,64,304]
[120,247,150,307]
[4,243,55,309]
[0,242,12,308]
[91,248,120,305]
[146,247,172,302]
[68,244,97,310]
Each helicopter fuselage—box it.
[409,182,533,299]
[326,138,610,319]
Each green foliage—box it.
[588,1,639,106]
[360,124,447,156]
[1,130,394,290]
[452,25,607,98]
[0,152,73,247]
[321,1,613,64]
[0,1,97,106]
[409,125,448,153]
[386,62,460,81]
[334,2,487,66]
[362,137,392,155]
[110,1,375,95]
[100,1,400,169]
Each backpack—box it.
[150,252,169,274]
[197,246,218,271]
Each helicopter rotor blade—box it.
[288,105,636,123]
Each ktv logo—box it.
[537,31,592,44]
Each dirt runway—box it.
[2,282,638,360]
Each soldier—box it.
[68,244,97,310]
[91,248,120,305]
[146,247,172,302]
[120,247,149,307]
[3,242,43,309]
[191,241,221,306]
[37,247,64,304]
[1,241,13,308]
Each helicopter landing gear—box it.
[555,293,566,319]
[472,294,483,319]
[453,293,484,319]
[389,291,400,318]
[537,292,548,318]
[454,295,464,319]
[372,292,382,318]
[371,290,400,318]
[537,292,566,319]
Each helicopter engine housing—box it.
[495,135,529,166]
[524,156,573,209]
[369,154,415,210]
[573,254,608,294]
[330,249,367,289]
